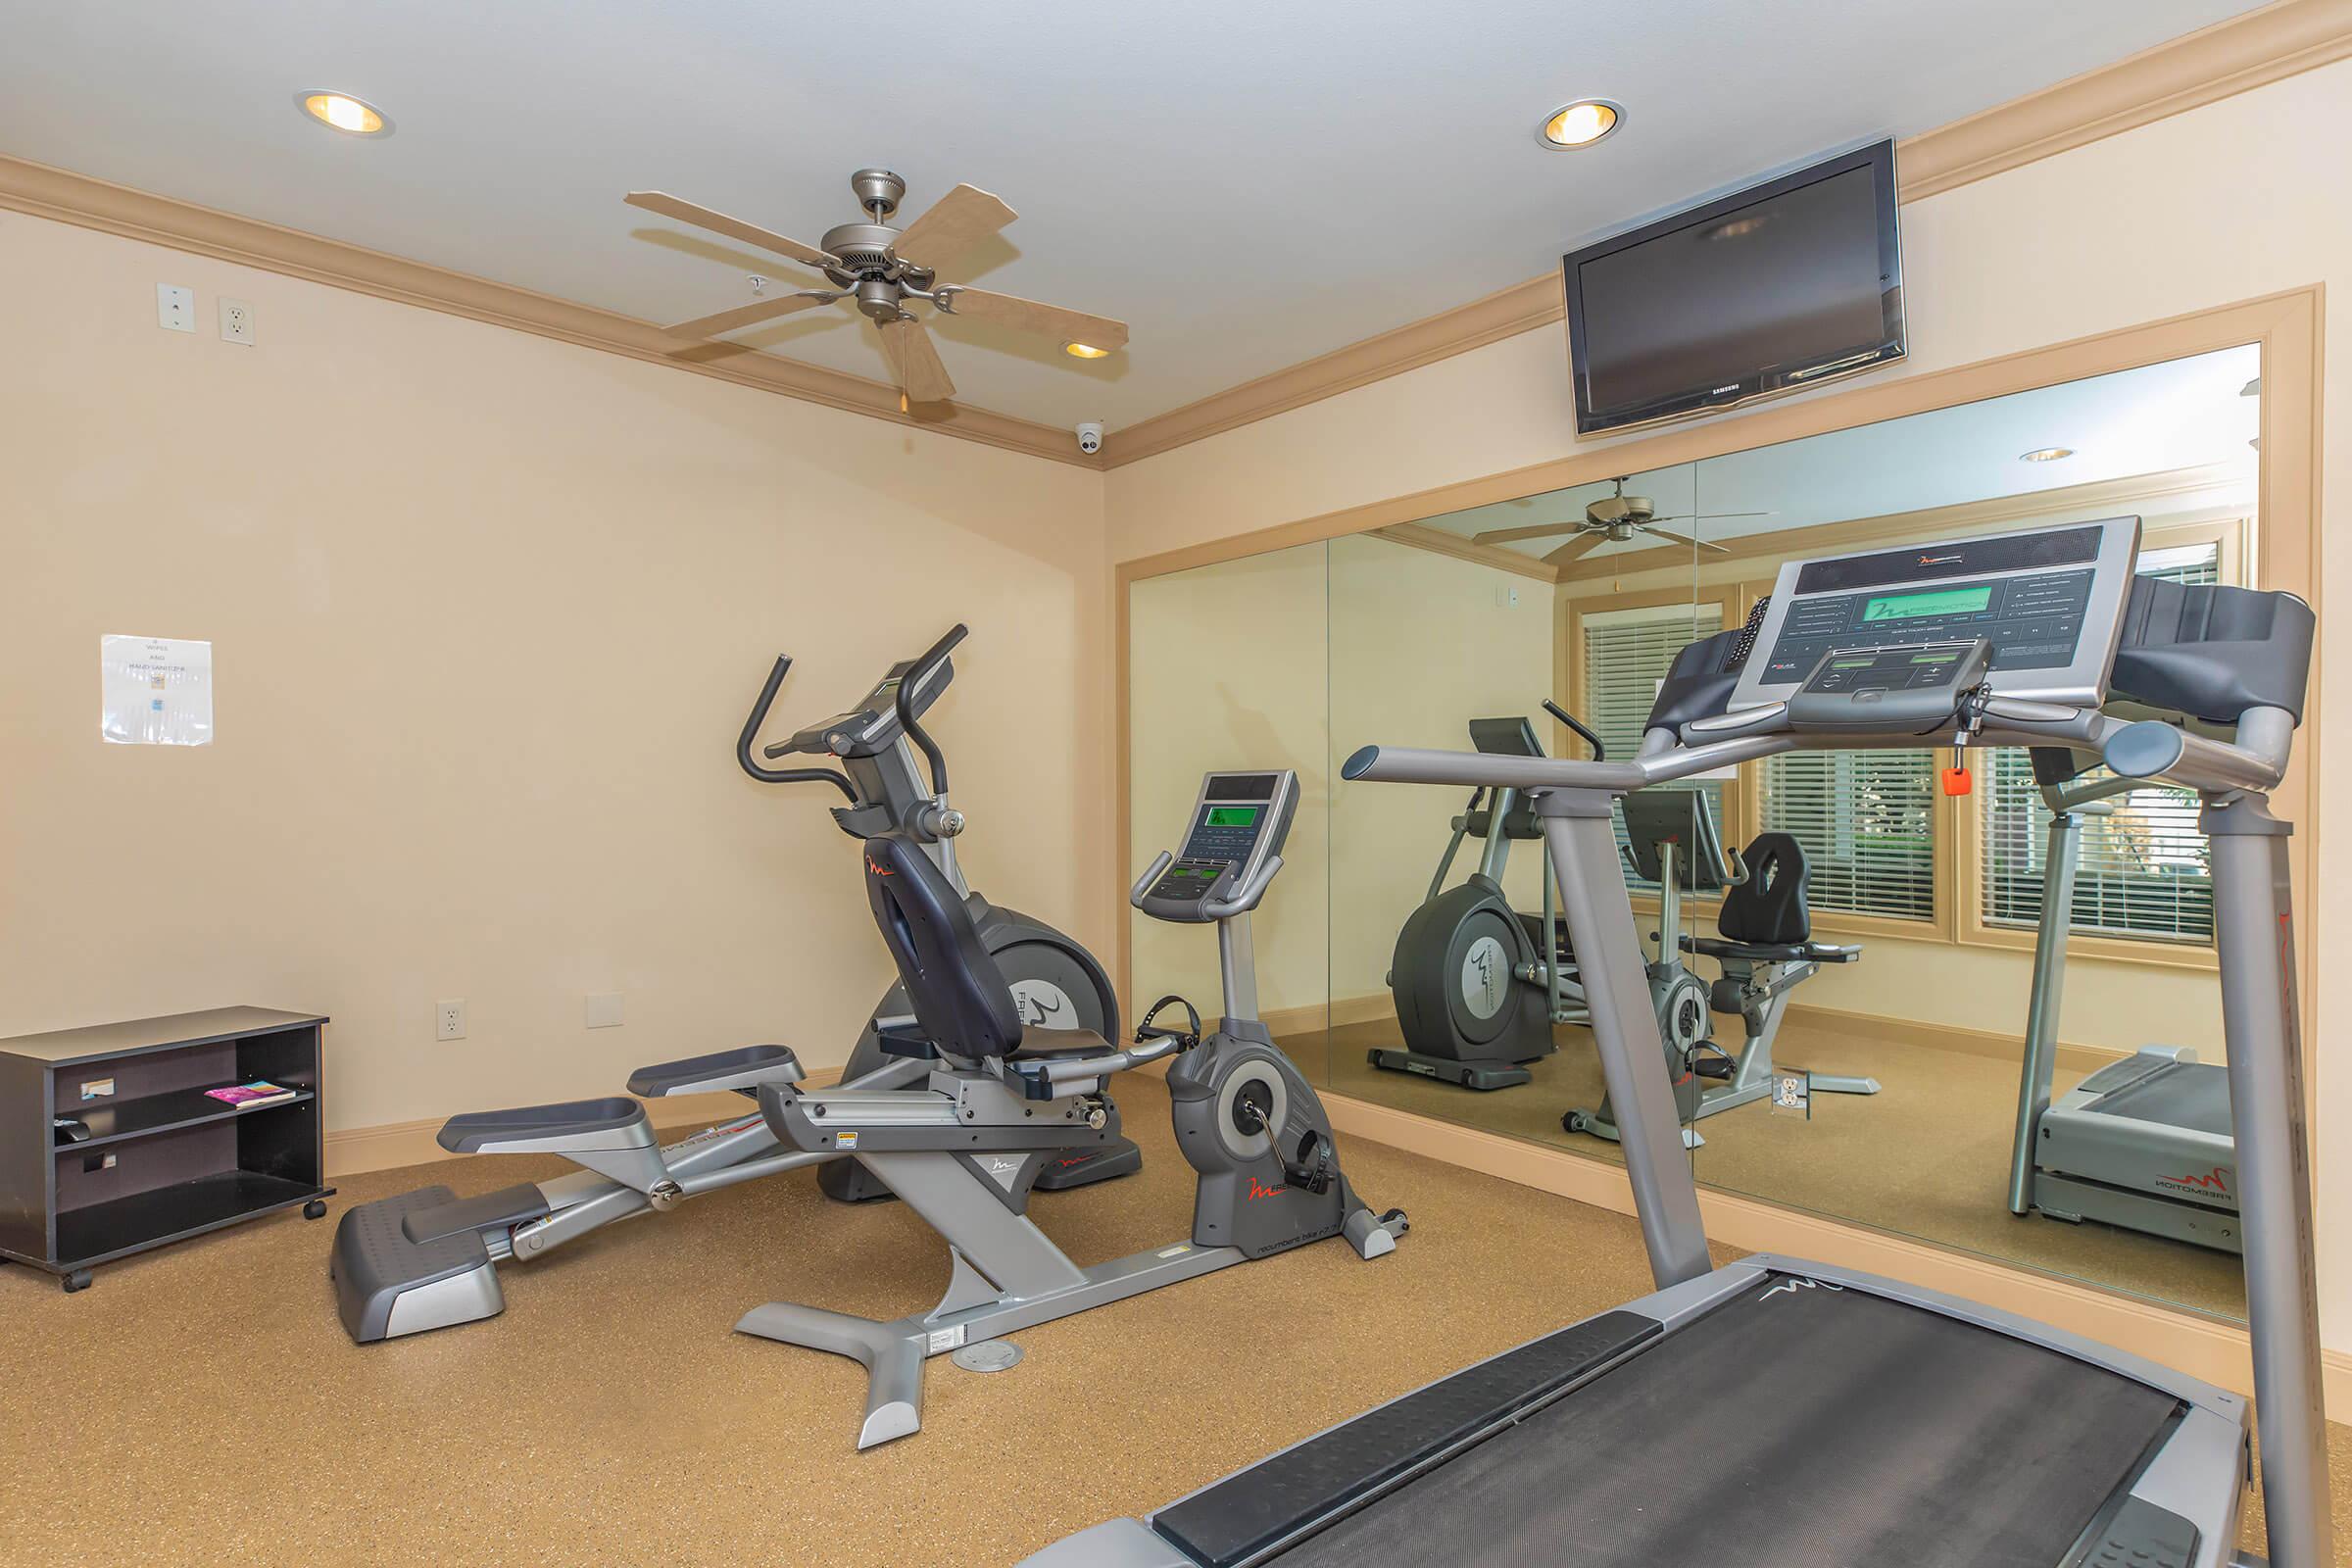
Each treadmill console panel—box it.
[1137,770,1298,923]
[1785,640,1991,732]
[1728,517,2140,713]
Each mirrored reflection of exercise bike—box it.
[1564,790,1872,1149]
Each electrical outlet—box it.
[156,283,195,333]
[436,1000,467,1041]
[218,297,255,345]
[584,993,624,1029]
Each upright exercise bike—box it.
[330,625,1135,1344]
[735,767,1406,1448]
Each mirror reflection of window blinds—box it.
[1759,749,1937,920]
[1581,602,1724,890]
[1980,539,2224,944]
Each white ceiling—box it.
[0,1,2263,431]
[1424,344,2262,561]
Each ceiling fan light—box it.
[297,91,391,136]
[1539,100,1621,149]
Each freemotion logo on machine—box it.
[2154,1165,2233,1202]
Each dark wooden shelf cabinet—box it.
[0,1006,334,1293]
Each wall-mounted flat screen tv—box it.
[1563,140,1905,436]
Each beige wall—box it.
[0,210,1109,1130]
[1327,535,1557,1000]
[1127,543,1330,1016]
[1104,62,2352,1343]
[1125,535,1559,1024]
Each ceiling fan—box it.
[1471,478,1771,565]
[626,169,1128,406]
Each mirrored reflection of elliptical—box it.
[739,625,1142,1199]
[1562,781,1873,1149]
[1371,708,1599,1090]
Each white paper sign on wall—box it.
[100,635,214,746]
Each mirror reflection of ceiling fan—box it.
[1471,478,1772,564]
[625,169,1129,407]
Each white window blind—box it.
[1758,749,1937,920]
[1979,539,2223,944]
[1580,602,1723,890]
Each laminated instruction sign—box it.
[100,635,214,746]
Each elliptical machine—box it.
[328,626,1133,1344]
[735,767,1405,1448]
[737,625,1140,1200]
[1371,708,1599,1090]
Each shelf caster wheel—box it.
[304,1200,328,1220]
[1562,1111,1589,1135]
[63,1269,92,1295]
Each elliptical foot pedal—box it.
[332,1186,505,1345]
[1368,1047,1532,1092]
[625,1044,804,1099]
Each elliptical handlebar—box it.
[1544,699,1607,761]
[737,655,858,799]
[897,623,968,797]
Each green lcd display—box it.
[1860,585,1992,622]
[1204,807,1259,827]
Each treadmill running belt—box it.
[2087,1059,2234,1139]
[1271,1275,2182,1568]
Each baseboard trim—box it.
[1318,1086,2347,1414]
[324,1070,845,1178]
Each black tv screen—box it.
[1563,140,1905,436]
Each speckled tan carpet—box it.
[1,1073,2342,1565]
[1288,1008,2249,1320]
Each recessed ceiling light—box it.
[1062,342,1110,360]
[1539,100,1623,150]
[297,91,392,137]
[2019,446,2075,463]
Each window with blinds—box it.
[1579,602,1723,891]
[1979,538,2224,945]
[1757,749,1937,920]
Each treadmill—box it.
[1022,516,2328,1568]
[2008,760,2241,1251]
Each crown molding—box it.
[6,0,2341,472]
[1373,520,1564,583]
[0,154,1093,468]
[1100,0,2352,468]
[1554,463,2249,584]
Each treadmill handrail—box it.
[1343,705,2290,800]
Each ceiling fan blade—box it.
[895,183,1017,271]
[1645,511,1775,523]
[879,317,957,404]
[1640,523,1734,554]
[664,291,842,340]
[1471,521,1587,547]
[1544,532,1612,566]
[935,285,1128,352]
[623,191,838,270]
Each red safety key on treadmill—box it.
[1941,766,1974,796]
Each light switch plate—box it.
[585,993,624,1029]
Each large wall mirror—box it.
[1129,341,2263,1323]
